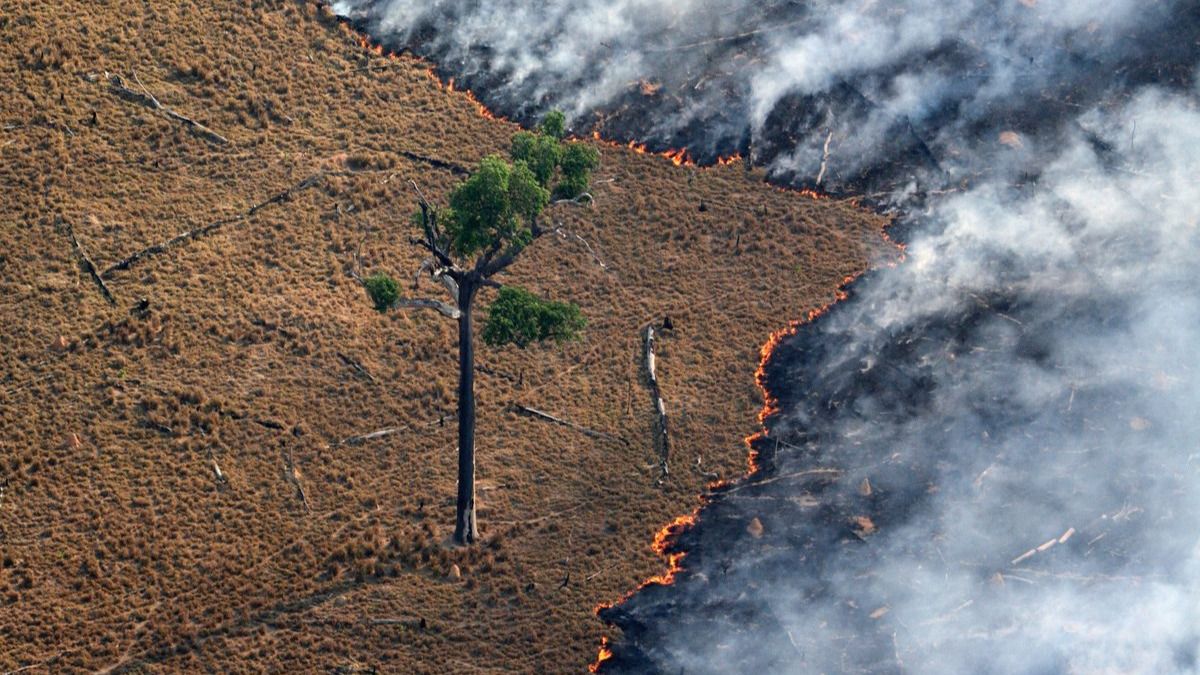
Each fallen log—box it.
[62,218,116,305]
[283,452,310,512]
[106,71,229,145]
[644,325,671,480]
[512,404,628,445]
[337,352,377,383]
[331,426,407,447]
[101,174,324,278]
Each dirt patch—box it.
[0,1,892,672]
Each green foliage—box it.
[482,286,586,349]
[539,109,566,140]
[510,131,562,188]
[445,155,549,257]
[555,141,599,198]
[364,273,399,312]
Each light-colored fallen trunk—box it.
[644,325,671,480]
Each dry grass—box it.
[0,1,894,672]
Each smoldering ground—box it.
[334,0,1197,194]
[333,0,1200,672]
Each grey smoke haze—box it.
[333,0,1200,672]
[334,0,1189,192]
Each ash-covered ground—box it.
[334,1,1200,672]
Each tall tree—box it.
[365,113,594,545]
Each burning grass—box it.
[0,0,892,671]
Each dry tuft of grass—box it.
[0,1,893,672]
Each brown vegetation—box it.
[0,1,893,672]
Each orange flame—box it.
[345,17,758,174]
[589,637,614,673]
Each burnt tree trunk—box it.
[453,279,480,545]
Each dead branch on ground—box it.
[102,173,324,278]
[61,217,116,305]
[549,224,610,271]
[282,451,310,512]
[815,129,834,186]
[512,404,628,445]
[106,71,229,145]
[337,352,377,383]
[644,325,671,483]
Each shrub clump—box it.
[364,273,399,312]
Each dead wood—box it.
[206,447,227,486]
[716,467,843,495]
[101,173,324,278]
[62,217,116,305]
[815,129,834,186]
[1009,527,1076,566]
[396,150,470,176]
[282,451,310,512]
[106,71,229,145]
[336,352,376,383]
[692,455,720,481]
[644,325,671,481]
[512,404,627,445]
[549,225,610,271]
[393,297,461,319]
[551,192,594,207]
[329,417,445,448]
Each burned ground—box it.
[0,1,891,672]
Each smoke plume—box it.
[334,0,1200,672]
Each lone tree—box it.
[364,111,597,545]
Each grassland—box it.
[0,1,892,671]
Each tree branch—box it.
[393,298,462,319]
[408,180,460,275]
[414,258,460,302]
[551,192,594,207]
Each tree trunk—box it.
[453,280,480,545]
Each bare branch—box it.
[394,298,462,319]
[550,224,610,271]
[415,258,460,302]
[407,180,460,274]
[551,192,594,207]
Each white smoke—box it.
[759,87,1200,674]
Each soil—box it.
[0,1,893,672]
